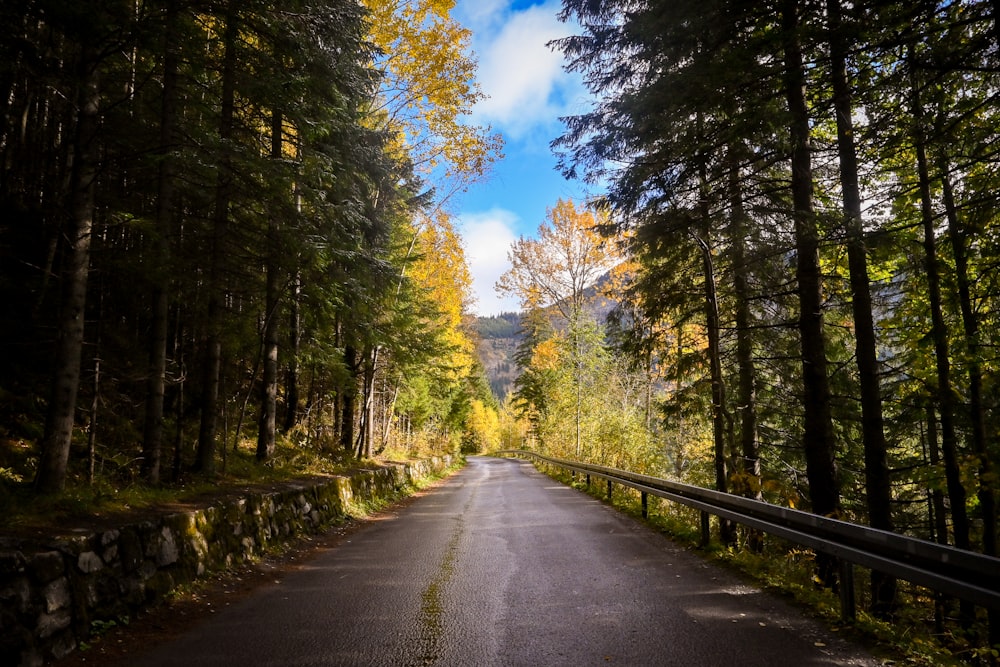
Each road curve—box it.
[127,456,880,666]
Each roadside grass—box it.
[536,463,991,667]
[0,431,457,533]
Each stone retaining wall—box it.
[0,456,455,666]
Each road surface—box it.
[125,456,880,666]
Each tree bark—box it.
[356,345,379,459]
[195,1,238,474]
[728,146,762,551]
[909,55,970,557]
[781,0,840,537]
[341,345,358,453]
[697,231,735,545]
[939,164,996,558]
[940,161,998,645]
[825,0,895,614]
[283,276,301,433]
[257,109,282,462]
[728,146,759,496]
[35,44,101,494]
[142,0,180,484]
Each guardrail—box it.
[498,450,1000,622]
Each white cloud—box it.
[462,0,508,29]
[457,209,523,316]
[470,2,586,140]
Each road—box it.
[125,456,880,666]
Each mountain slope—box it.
[473,312,522,399]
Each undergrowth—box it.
[0,430,458,533]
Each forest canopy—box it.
[0,0,499,494]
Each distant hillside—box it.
[471,277,620,400]
[473,312,523,399]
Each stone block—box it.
[117,528,142,573]
[35,609,70,639]
[47,630,76,660]
[76,551,103,574]
[155,527,179,567]
[41,578,70,614]
[0,576,31,613]
[4,456,449,667]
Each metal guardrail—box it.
[498,449,1000,620]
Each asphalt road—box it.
[127,456,881,666]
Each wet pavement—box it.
[127,456,882,666]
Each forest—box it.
[0,0,501,495]
[3,0,1000,659]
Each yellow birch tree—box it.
[362,0,503,202]
[497,198,622,321]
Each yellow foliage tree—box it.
[463,398,501,453]
[409,210,476,381]
[497,199,622,321]
[362,0,503,201]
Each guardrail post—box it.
[586,474,591,488]
[839,560,856,622]
[607,479,613,500]
[700,511,710,547]
[641,492,648,519]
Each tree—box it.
[362,0,502,202]
[781,0,841,541]
[498,198,622,455]
[35,3,121,493]
[824,0,894,608]
[194,0,240,475]
[140,0,184,484]
[0,0,465,489]
[498,199,620,321]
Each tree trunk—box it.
[87,341,100,485]
[341,345,358,452]
[925,404,949,544]
[257,109,282,462]
[697,232,735,545]
[825,0,895,614]
[909,55,970,556]
[940,162,998,644]
[909,50,976,629]
[693,114,735,543]
[781,0,840,519]
[195,2,238,474]
[574,309,583,459]
[781,0,840,585]
[281,274,302,433]
[35,44,101,494]
[728,146,759,495]
[939,164,996,557]
[357,345,379,459]
[283,273,301,433]
[142,0,180,484]
[729,146,762,551]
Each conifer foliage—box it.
[551,0,1000,639]
[0,0,497,492]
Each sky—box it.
[449,0,595,317]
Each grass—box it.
[0,431,457,534]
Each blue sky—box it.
[449,0,595,316]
